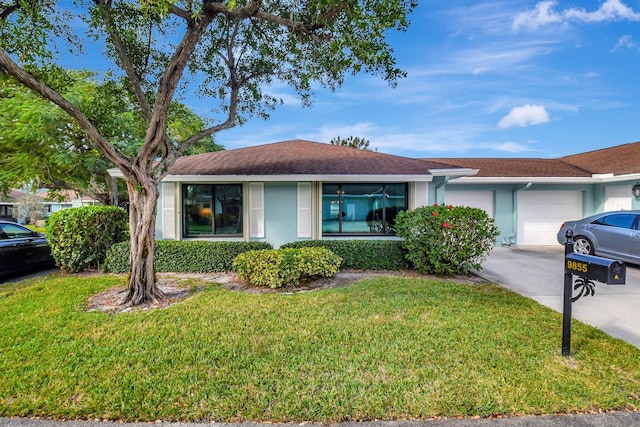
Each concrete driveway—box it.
[477,245,640,348]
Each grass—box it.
[1,273,639,422]
[24,224,46,233]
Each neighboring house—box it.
[0,189,99,224]
[39,190,100,214]
[429,141,640,246]
[123,139,476,248]
[0,190,24,222]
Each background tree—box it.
[0,0,416,306]
[10,192,45,225]
[330,135,372,151]
[0,68,222,205]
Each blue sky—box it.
[205,0,640,159]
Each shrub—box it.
[103,240,272,273]
[394,204,499,275]
[233,247,342,288]
[45,205,128,273]
[281,240,409,270]
[365,206,403,233]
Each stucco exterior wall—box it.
[156,179,432,246]
[446,182,601,246]
[258,182,300,248]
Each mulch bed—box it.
[85,270,487,314]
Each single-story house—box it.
[0,190,23,222]
[111,138,640,248]
[429,141,640,246]
[145,139,477,248]
[1,189,100,224]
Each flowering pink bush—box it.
[395,204,499,275]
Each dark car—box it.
[557,210,640,264]
[0,221,55,278]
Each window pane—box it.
[343,184,382,233]
[0,223,36,239]
[214,184,242,235]
[322,183,407,235]
[601,214,636,229]
[322,184,341,233]
[183,184,213,236]
[384,183,407,231]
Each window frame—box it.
[181,183,243,238]
[321,182,408,236]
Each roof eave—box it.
[448,174,640,184]
[428,168,478,178]
[159,174,434,183]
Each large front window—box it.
[182,184,242,237]
[322,183,407,235]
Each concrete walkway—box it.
[3,413,640,427]
[0,412,640,427]
[477,245,640,348]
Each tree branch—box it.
[175,77,240,158]
[92,0,154,122]
[201,0,340,42]
[139,12,214,169]
[0,1,20,21]
[0,48,132,174]
[169,3,191,21]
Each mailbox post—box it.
[562,230,626,356]
[562,231,574,357]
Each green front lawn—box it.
[1,274,639,422]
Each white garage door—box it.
[517,191,582,245]
[445,190,494,217]
[604,186,632,211]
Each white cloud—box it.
[446,40,558,76]
[612,35,639,51]
[512,1,563,32]
[472,67,489,75]
[298,121,543,156]
[493,142,536,153]
[512,0,640,32]
[498,104,550,128]
[563,0,640,22]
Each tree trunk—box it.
[124,179,164,306]
[107,175,119,207]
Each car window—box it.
[0,223,37,239]
[591,214,637,229]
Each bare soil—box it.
[86,270,487,314]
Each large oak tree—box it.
[0,0,415,305]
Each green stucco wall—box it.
[446,182,601,246]
[429,177,449,205]
[259,182,300,248]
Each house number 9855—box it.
[567,260,588,273]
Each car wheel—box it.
[573,236,593,255]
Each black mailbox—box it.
[565,253,626,285]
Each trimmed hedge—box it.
[45,205,128,273]
[281,239,410,270]
[233,247,342,288]
[104,240,272,273]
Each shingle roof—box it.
[428,141,640,178]
[168,139,462,176]
[561,141,640,175]
[426,158,592,177]
[0,190,27,203]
